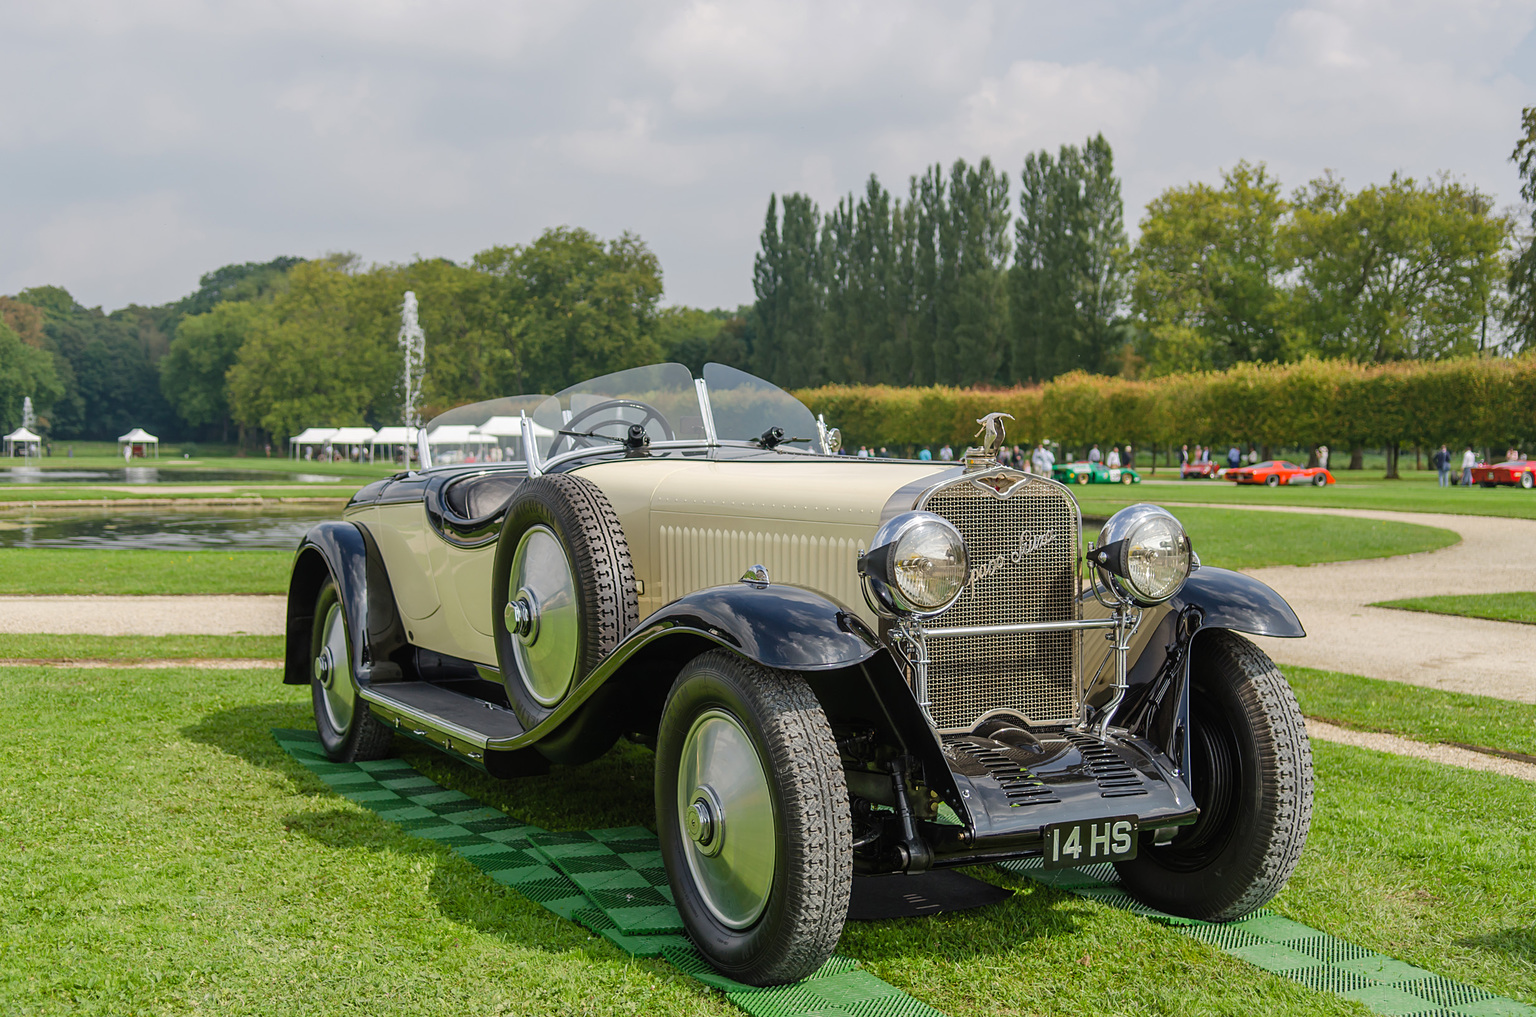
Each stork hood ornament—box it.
[964,411,1014,470]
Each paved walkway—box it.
[1155,504,1536,705]
[0,595,286,636]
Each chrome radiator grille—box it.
[921,475,1080,731]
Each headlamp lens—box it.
[1125,515,1191,602]
[891,519,968,612]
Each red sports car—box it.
[1469,460,1536,489]
[1182,461,1222,479]
[1227,460,1334,487]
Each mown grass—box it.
[1372,591,1536,626]
[1284,665,1536,757]
[0,633,283,659]
[2,664,1530,1015]
[0,487,358,502]
[3,454,397,479]
[1110,506,1458,570]
[1077,471,1536,520]
[0,549,290,595]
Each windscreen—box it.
[703,362,818,447]
[422,394,549,466]
[533,363,702,460]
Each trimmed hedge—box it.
[796,355,1536,456]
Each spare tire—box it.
[492,474,638,731]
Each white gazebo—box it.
[290,427,338,460]
[329,426,379,462]
[426,423,496,464]
[117,427,159,458]
[4,426,41,457]
[371,426,420,465]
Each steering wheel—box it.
[546,398,675,457]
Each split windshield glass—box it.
[702,362,818,446]
[532,363,702,459]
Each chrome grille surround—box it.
[914,469,1082,732]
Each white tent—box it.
[117,427,159,459]
[371,426,419,464]
[290,427,338,460]
[3,426,41,457]
[476,415,554,463]
[426,424,496,465]
[329,426,378,461]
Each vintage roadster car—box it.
[284,363,1313,986]
[1051,460,1141,485]
[1181,461,1222,480]
[1226,460,1334,487]
[1469,459,1535,488]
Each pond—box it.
[0,508,339,549]
[0,467,346,484]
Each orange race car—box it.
[1469,459,1535,489]
[1226,460,1334,487]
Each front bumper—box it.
[922,727,1198,867]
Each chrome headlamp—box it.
[859,511,969,617]
[1089,504,1193,606]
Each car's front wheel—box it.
[1312,473,1327,487]
[310,577,394,762]
[655,651,850,986]
[1120,471,1135,484]
[1115,631,1312,921]
[1522,472,1534,490]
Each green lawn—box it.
[1111,506,1458,570]
[1372,591,1536,626]
[1076,470,1536,520]
[9,663,1533,1015]
[1284,665,1536,758]
[0,549,290,595]
[0,486,358,502]
[4,453,397,479]
[0,634,283,659]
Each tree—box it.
[1506,106,1536,352]
[1131,162,1291,373]
[1011,134,1128,381]
[752,194,824,388]
[0,321,64,433]
[160,301,264,437]
[1287,172,1508,362]
[177,256,304,317]
[945,157,1011,387]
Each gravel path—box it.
[0,595,286,635]
[1307,718,1536,782]
[1154,503,1536,705]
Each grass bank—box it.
[1077,471,1536,520]
[0,549,289,595]
[0,634,283,659]
[1373,591,1536,626]
[1108,506,1458,570]
[8,663,1533,1015]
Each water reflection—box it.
[0,467,344,484]
[0,509,335,549]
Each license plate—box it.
[1041,816,1138,869]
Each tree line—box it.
[796,355,1536,478]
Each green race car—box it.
[1052,460,1141,485]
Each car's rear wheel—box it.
[1120,471,1135,484]
[311,577,394,762]
[655,651,850,986]
[492,474,638,732]
[1076,472,1089,485]
[1115,631,1312,921]
[1522,472,1534,490]
[1265,474,1280,487]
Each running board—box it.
[360,681,527,758]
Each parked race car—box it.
[285,362,1313,986]
[1181,462,1222,480]
[1226,461,1334,487]
[1051,460,1141,485]
[1469,459,1536,489]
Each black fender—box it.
[628,582,881,671]
[283,521,411,687]
[1118,566,1303,785]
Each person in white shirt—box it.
[1461,446,1477,486]
[1088,445,1101,463]
[938,444,953,461]
[1105,446,1121,469]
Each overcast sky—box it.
[3,0,1533,314]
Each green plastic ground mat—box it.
[273,730,947,1017]
[1004,858,1535,1017]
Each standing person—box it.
[1088,444,1101,464]
[857,446,869,458]
[1106,445,1121,469]
[1461,446,1477,486]
[1317,445,1330,470]
[1228,445,1241,469]
[918,447,932,461]
[1432,444,1451,486]
[1123,445,1133,470]
[1179,444,1189,468]
[938,443,953,461]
